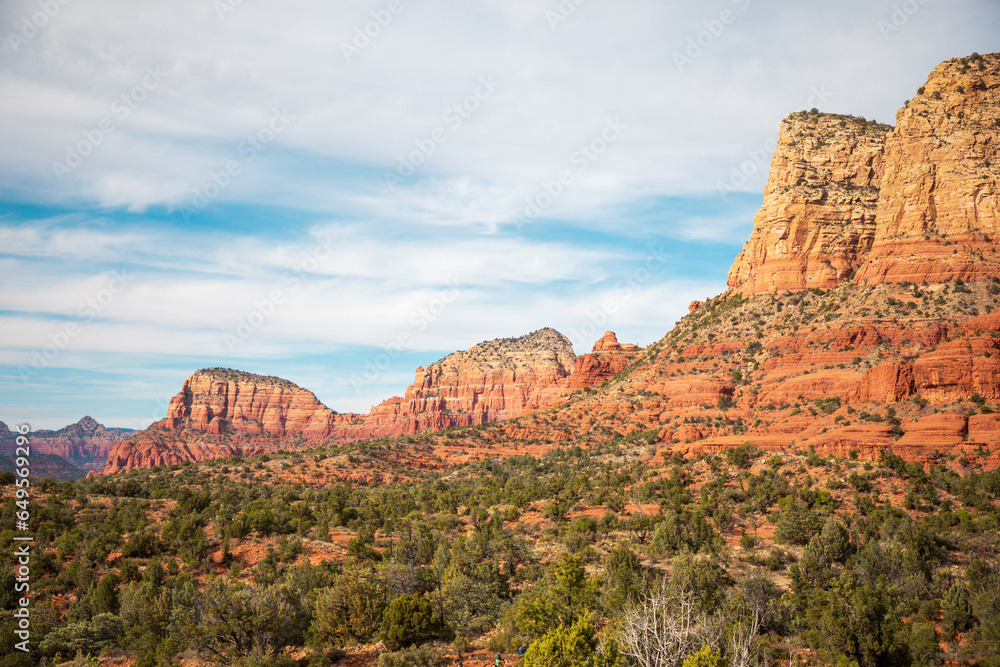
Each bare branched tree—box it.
[618,576,767,667]
[726,594,763,667]
[617,580,721,667]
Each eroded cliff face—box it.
[100,369,351,474]
[332,328,578,440]
[162,368,339,439]
[856,53,1000,284]
[730,52,1000,295]
[727,113,889,295]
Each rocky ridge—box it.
[100,329,633,473]
[0,417,135,472]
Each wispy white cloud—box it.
[0,0,996,428]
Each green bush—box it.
[377,644,445,667]
[381,594,443,651]
[39,613,123,657]
[682,644,730,667]
[312,567,389,645]
[725,443,759,469]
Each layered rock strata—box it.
[335,328,578,439]
[727,112,889,294]
[569,331,642,390]
[162,368,340,439]
[0,417,134,472]
[855,53,1000,284]
[731,52,1000,295]
[101,329,593,472]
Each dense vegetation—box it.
[2,435,1000,667]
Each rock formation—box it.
[855,53,1000,285]
[162,368,340,439]
[568,331,642,390]
[99,52,1000,474]
[320,328,578,441]
[100,329,590,472]
[727,112,889,295]
[0,417,135,472]
[731,52,1000,295]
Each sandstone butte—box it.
[99,329,640,473]
[101,52,1000,475]
[728,52,1000,295]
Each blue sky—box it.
[1,0,997,430]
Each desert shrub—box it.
[774,499,822,546]
[381,594,443,651]
[312,567,389,645]
[378,644,445,667]
[39,613,123,657]
[725,444,759,469]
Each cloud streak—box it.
[1,0,997,427]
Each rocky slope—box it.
[730,52,1000,295]
[0,452,85,481]
[0,417,134,472]
[474,280,1000,468]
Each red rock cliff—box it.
[727,112,888,295]
[162,368,339,439]
[336,327,578,439]
[568,331,642,390]
[99,369,358,474]
[730,52,1000,295]
[100,329,583,473]
[855,53,1000,285]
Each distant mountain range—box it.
[0,416,136,473]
